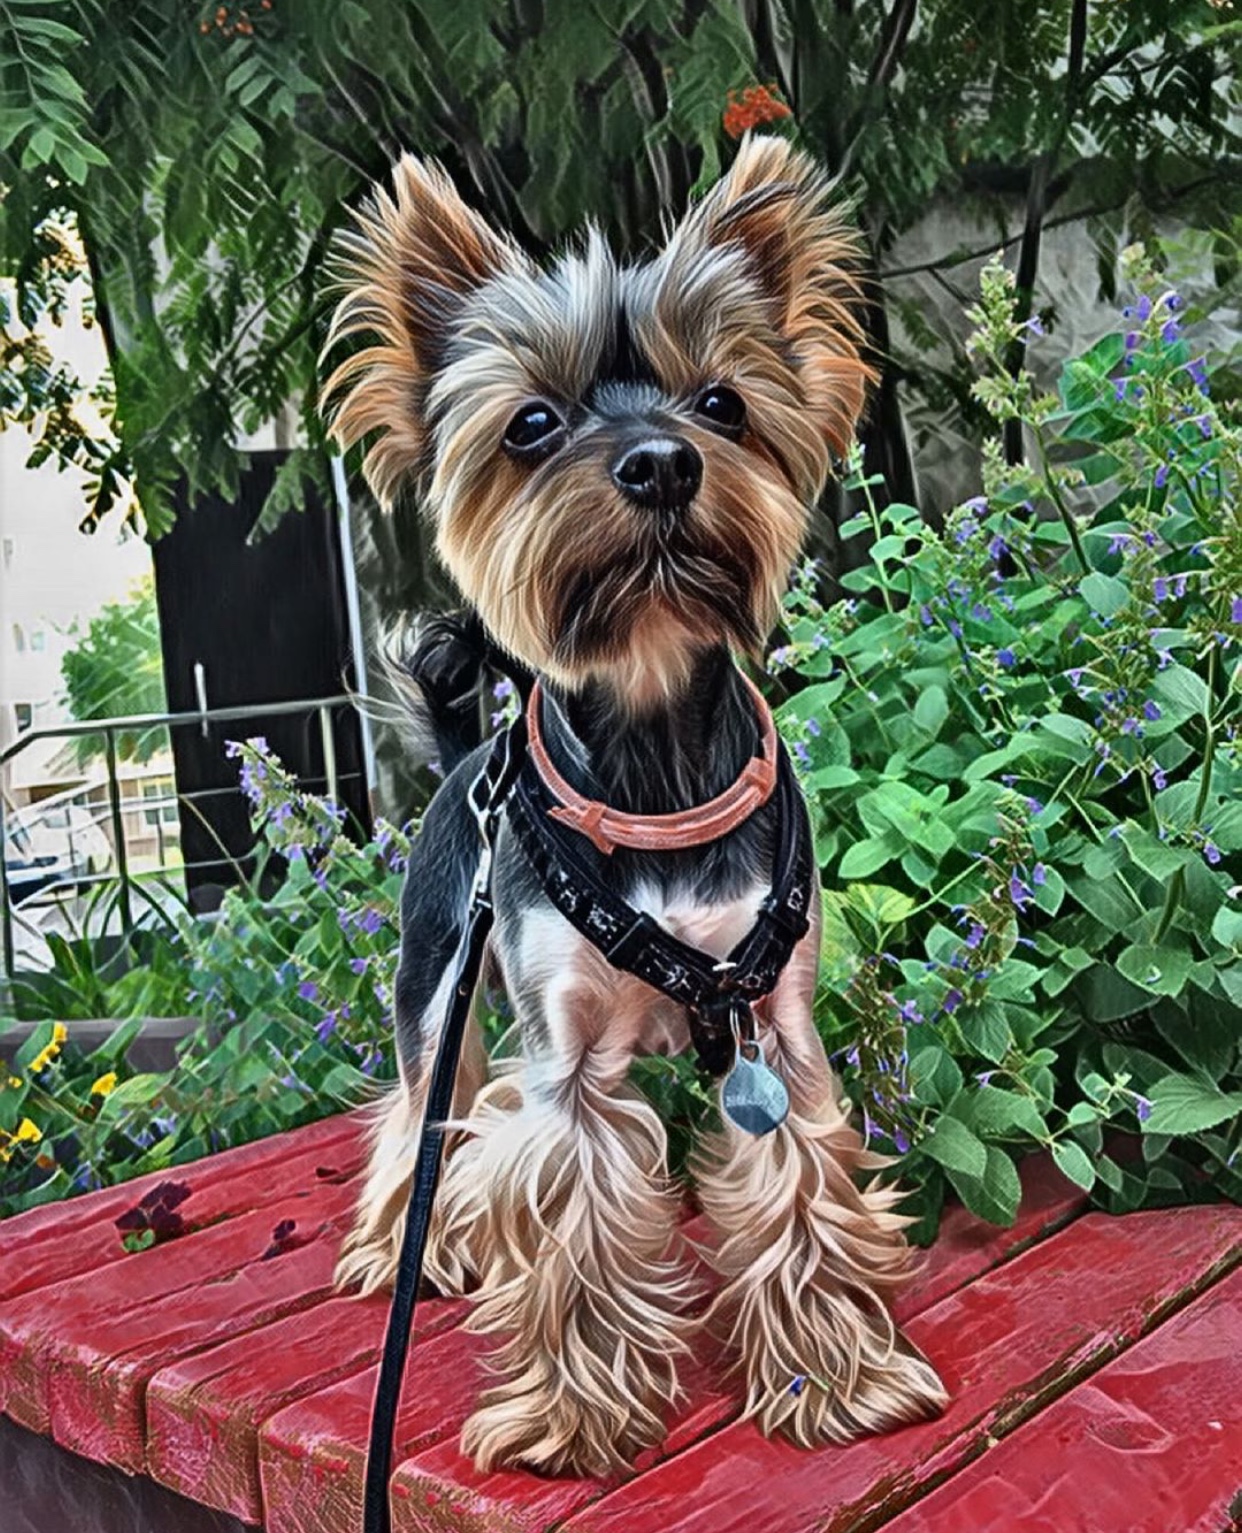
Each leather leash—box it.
[362,717,525,1533]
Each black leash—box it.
[362,718,525,1533]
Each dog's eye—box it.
[695,386,746,434]
[503,402,565,457]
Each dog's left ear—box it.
[662,135,872,459]
[321,155,528,508]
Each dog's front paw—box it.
[751,1313,946,1446]
[462,1378,664,1479]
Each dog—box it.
[321,134,946,1479]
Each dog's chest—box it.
[512,880,767,1059]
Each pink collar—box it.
[526,675,778,855]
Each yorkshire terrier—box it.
[322,135,946,1478]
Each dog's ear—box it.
[660,135,872,458]
[321,155,526,508]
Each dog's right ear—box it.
[321,156,526,508]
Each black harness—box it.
[362,696,815,1533]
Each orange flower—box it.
[723,84,793,139]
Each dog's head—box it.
[323,137,872,706]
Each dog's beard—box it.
[551,527,759,671]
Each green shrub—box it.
[0,744,409,1216]
[774,248,1242,1238]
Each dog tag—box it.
[722,1036,790,1136]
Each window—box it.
[11,624,25,654]
[28,629,46,652]
[15,703,32,731]
[141,778,179,827]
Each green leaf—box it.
[1144,1073,1242,1136]
[1151,664,1210,723]
[1116,944,1192,997]
[947,1145,1022,1227]
[913,685,948,737]
[1079,571,1128,617]
[1052,1140,1096,1191]
[837,834,900,880]
[921,1115,988,1179]
[960,1086,1048,1141]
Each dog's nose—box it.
[612,437,702,513]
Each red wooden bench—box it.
[2,1111,1239,1533]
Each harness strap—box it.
[506,737,814,1075]
[362,719,525,1533]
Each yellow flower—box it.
[15,1118,42,1144]
[7,1076,21,1089]
[91,1071,118,1098]
[29,1022,68,1074]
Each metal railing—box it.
[1,694,360,983]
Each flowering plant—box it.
[772,249,1242,1236]
[1,745,413,1217]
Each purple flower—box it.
[315,1012,338,1044]
[1032,863,1047,886]
[297,981,318,1002]
[805,717,821,737]
[1155,464,1169,490]
[976,1071,995,1087]
[1124,331,1140,352]
[1136,295,1152,321]
[1134,1094,1153,1123]
[1161,319,1181,344]
[1205,842,1222,866]
[898,998,924,1025]
[1153,768,1167,791]
[1198,415,1212,440]
[997,648,1016,669]
[919,604,934,627]
[1143,700,1161,722]
[892,1127,911,1153]
[1027,796,1044,816]
[793,740,811,767]
[349,957,368,976]
[790,1375,807,1397]
[1024,315,1045,337]
[1153,576,1169,604]
[942,988,963,1015]
[965,922,986,950]
[988,535,1008,562]
[1009,872,1032,909]
[971,603,993,622]
[359,907,383,936]
[1185,356,1209,392]
[962,495,988,513]
[948,619,963,639]
[1113,378,1128,403]
[1164,292,1182,311]
[1231,596,1242,625]
[493,678,514,700]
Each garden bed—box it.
[1,1113,1238,1533]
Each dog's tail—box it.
[383,610,530,776]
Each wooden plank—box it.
[880,1263,1242,1533]
[253,1156,1079,1533]
[0,1111,364,1302]
[391,1206,1242,1533]
[258,1159,1081,1533]
[146,1293,467,1525]
[0,1173,358,1469]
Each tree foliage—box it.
[60,574,167,764]
[1,0,1240,538]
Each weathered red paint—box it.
[147,1291,468,1523]
[549,1206,1242,1533]
[3,1116,1237,1533]
[0,1172,358,1467]
[0,1111,364,1303]
[882,1263,1242,1533]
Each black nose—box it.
[612,437,702,513]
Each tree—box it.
[2,0,1239,550]
[60,574,167,765]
